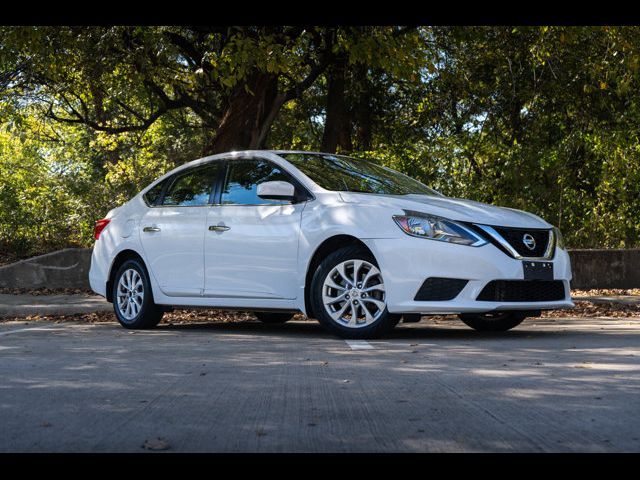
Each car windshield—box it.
[280,153,440,196]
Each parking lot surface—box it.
[1,316,639,452]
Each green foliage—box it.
[0,127,87,256]
[0,108,203,258]
[1,25,640,259]
[271,26,640,249]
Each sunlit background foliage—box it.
[1,26,639,260]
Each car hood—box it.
[338,192,551,229]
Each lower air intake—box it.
[414,277,468,301]
[477,280,565,302]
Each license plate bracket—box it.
[523,261,554,281]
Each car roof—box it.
[139,150,328,194]
[269,150,331,156]
[140,150,359,196]
[214,150,336,158]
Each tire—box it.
[112,258,164,329]
[254,312,294,324]
[458,311,526,332]
[310,246,401,339]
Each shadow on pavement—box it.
[155,319,566,341]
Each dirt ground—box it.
[1,289,639,325]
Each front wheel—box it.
[112,259,164,329]
[458,311,526,332]
[310,246,400,339]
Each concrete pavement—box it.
[0,316,639,452]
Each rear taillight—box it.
[94,219,111,240]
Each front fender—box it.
[296,200,402,314]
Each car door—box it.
[203,158,307,300]
[139,162,222,297]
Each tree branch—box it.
[283,30,335,102]
[46,98,170,134]
[163,30,202,67]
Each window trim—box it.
[143,161,224,209]
[210,161,226,205]
[142,156,314,209]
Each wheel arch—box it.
[106,249,146,303]
[303,234,376,318]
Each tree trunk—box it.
[353,64,373,151]
[206,72,282,154]
[321,56,352,154]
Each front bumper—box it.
[364,237,574,314]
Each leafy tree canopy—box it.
[1,26,639,259]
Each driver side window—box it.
[221,159,296,206]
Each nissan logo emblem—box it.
[522,233,536,250]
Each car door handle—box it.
[209,225,230,232]
[143,226,161,232]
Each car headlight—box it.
[392,212,487,247]
[553,226,565,249]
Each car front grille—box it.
[477,280,566,302]
[492,226,552,258]
[414,277,468,301]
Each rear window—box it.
[162,163,221,207]
[143,180,166,206]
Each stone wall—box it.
[1,247,639,290]
[568,249,640,290]
[0,248,92,289]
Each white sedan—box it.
[89,150,573,339]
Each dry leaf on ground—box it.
[142,437,170,451]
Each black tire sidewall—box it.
[112,259,162,329]
[310,246,399,339]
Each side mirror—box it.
[256,181,296,201]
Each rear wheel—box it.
[112,259,163,329]
[458,311,526,332]
[254,312,294,324]
[310,246,400,339]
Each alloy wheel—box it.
[116,268,144,322]
[321,259,386,328]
